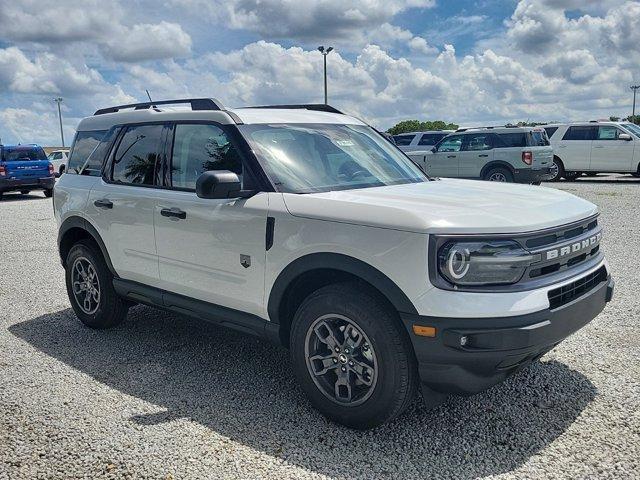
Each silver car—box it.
[393,130,454,153]
[407,126,554,184]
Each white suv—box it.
[47,149,69,176]
[54,99,614,429]
[544,121,640,180]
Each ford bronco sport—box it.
[54,99,614,429]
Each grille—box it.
[526,218,598,249]
[548,266,607,309]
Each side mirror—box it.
[619,133,632,141]
[196,170,255,199]
[430,147,437,153]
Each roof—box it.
[394,130,454,135]
[456,126,542,134]
[542,121,628,127]
[77,100,365,132]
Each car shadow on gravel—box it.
[0,193,50,202]
[10,306,597,480]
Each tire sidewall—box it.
[290,286,414,428]
[484,167,513,183]
[65,241,118,328]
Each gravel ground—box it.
[1,175,639,480]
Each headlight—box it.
[438,240,537,286]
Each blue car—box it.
[0,144,55,200]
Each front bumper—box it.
[513,166,554,184]
[0,176,55,192]
[401,274,614,397]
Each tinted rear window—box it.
[562,126,597,141]
[496,132,527,148]
[393,135,415,146]
[68,130,108,175]
[544,127,558,138]
[111,125,163,185]
[1,146,47,161]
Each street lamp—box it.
[54,97,65,147]
[631,85,640,121]
[318,46,334,105]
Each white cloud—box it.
[0,0,192,62]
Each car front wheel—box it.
[290,282,418,429]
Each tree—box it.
[609,116,620,122]
[387,119,459,135]
[625,115,640,125]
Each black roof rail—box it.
[94,98,225,116]
[456,124,523,132]
[245,104,344,115]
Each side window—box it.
[170,124,242,190]
[67,130,107,175]
[393,135,415,146]
[463,133,492,151]
[112,125,163,185]
[436,135,463,152]
[562,126,597,141]
[596,126,622,140]
[544,127,558,138]
[495,133,527,148]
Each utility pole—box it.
[631,85,640,121]
[317,46,334,104]
[54,97,65,147]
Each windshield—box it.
[1,146,47,161]
[623,123,640,137]
[239,123,426,193]
[528,130,550,146]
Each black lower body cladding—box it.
[401,274,613,398]
[513,166,554,184]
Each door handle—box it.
[160,207,187,220]
[447,155,457,158]
[558,145,567,148]
[478,154,489,157]
[94,199,113,209]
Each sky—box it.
[0,0,639,145]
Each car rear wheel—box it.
[484,167,513,183]
[290,282,418,429]
[65,239,129,329]
[43,189,53,197]
[548,158,564,182]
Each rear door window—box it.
[393,134,415,146]
[562,126,597,141]
[544,127,558,138]
[111,125,163,185]
[463,133,493,151]
[67,130,107,175]
[529,130,550,146]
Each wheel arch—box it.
[58,216,116,276]
[267,253,418,346]
[480,161,515,179]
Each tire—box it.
[549,157,564,182]
[43,189,53,198]
[20,190,30,195]
[531,181,542,186]
[65,239,129,329]
[59,165,65,175]
[584,172,598,177]
[632,172,640,178]
[483,167,513,183]
[290,282,418,429]
[564,171,580,181]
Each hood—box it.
[282,179,598,234]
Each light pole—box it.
[317,46,334,105]
[631,85,640,121]
[54,97,65,147]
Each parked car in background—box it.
[406,126,553,184]
[543,121,640,180]
[47,149,70,176]
[54,99,613,429]
[393,130,454,152]
[0,144,55,200]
